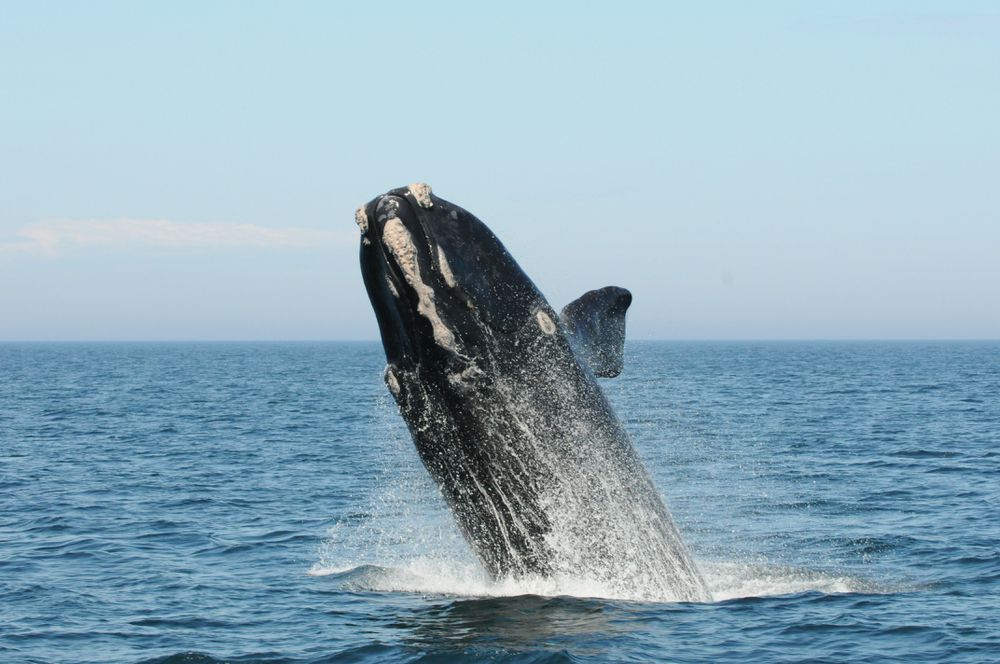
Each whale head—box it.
[357,184,552,389]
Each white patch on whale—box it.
[535,310,556,335]
[384,366,401,396]
[376,196,400,222]
[382,217,456,351]
[437,246,456,288]
[447,363,482,387]
[407,183,434,208]
[354,207,370,245]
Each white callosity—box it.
[382,217,456,351]
[535,310,556,335]
[437,246,456,288]
[355,207,370,245]
[384,366,401,396]
[407,182,434,208]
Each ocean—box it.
[1,341,997,663]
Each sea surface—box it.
[1,341,998,663]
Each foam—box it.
[309,556,883,603]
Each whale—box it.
[356,183,709,602]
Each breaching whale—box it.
[356,184,709,602]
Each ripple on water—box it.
[1,341,998,663]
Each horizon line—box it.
[1,338,998,344]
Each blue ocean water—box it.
[1,341,998,663]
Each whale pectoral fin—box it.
[560,286,632,378]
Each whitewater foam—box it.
[308,556,882,602]
[312,397,886,604]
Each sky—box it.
[1,1,998,341]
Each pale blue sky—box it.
[1,1,998,340]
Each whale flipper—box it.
[560,286,632,378]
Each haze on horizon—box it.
[2,2,998,342]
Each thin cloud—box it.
[0,219,355,256]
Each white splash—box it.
[310,398,889,604]
[309,555,884,603]
[447,364,482,387]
